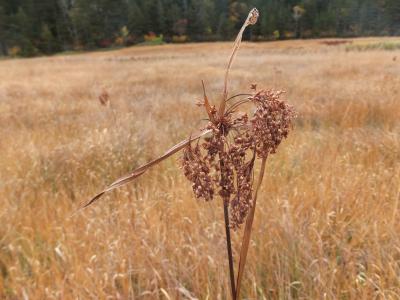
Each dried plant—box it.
[97,88,117,124]
[98,89,110,106]
[80,8,296,299]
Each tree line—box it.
[0,0,399,57]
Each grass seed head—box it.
[182,143,215,201]
[251,90,296,158]
[182,87,296,229]
[247,8,259,26]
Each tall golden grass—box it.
[0,37,399,299]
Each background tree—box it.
[292,5,305,38]
[0,5,8,55]
[386,0,400,35]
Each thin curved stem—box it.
[218,11,257,118]
[226,98,252,115]
[226,93,252,103]
[78,129,212,210]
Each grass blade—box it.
[202,80,215,123]
[79,129,212,210]
[235,157,267,299]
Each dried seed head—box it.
[182,87,295,229]
[230,157,255,230]
[182,144,215,201]
[180,8,295,230]
[250,90,296,158]
[218,153,235,198]
[247,8,259,26]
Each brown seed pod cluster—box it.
[229,156,255,229]
[182,143,214,201]
[182,88,296,229]
[251,90,296,158]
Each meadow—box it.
[0,37,399,299]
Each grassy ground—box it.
[0,37,399,299]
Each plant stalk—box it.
[218,145,236,300]
[235,157,267,299]
[218,10,256,118]
[223,198,236,300]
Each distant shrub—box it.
[125,35,139,46]
[284,31,296,39]
[114,36,124,46]
[321,40,352,46]
[115,29,139,47]
[114,26,130,46]
[346,41,400,52]
[302,29,313,38]
[173,19,188,36]
[120,26,129,39]
[98,39,113,48]
[172,35,188,43]
[8,46,21,57]
[143,32,164,45]
[17,38,39,57]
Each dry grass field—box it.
[0,37,399,299]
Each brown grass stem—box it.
[218,8,259,118]
[235,157,267,299]
[217,144,236,299]
[226,98,252,114]
[223,198,236,300]
[80,129,211,209]
[226,93,252,103]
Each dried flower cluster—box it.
[182,143,214,201]
[252,90,295,158]
[182,89,296,229]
